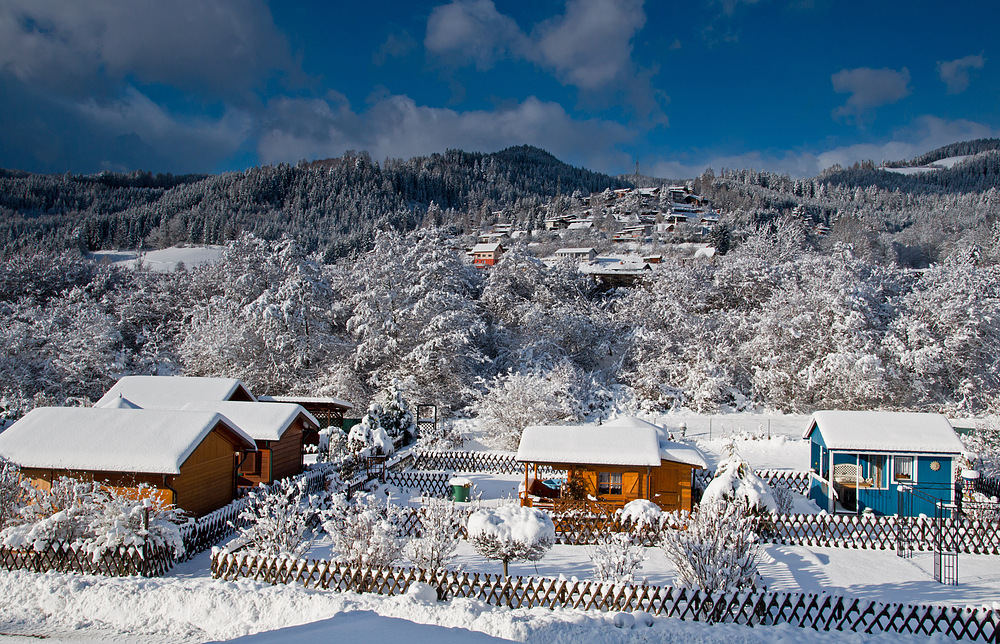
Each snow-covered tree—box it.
[659,500,761,593]
[322,492,405,568]
[963,419,1000,479]
[0,457,21,529]
[467,504,554,576]
[83,485,185,561]
[702,443,778,513]
[348,407,394,457]
[373,380,417,443]
[405,497,464,571]
[232,477,321,558]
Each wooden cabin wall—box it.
[269,419,304,481]
[173,428,242,517]
[19,468,175,508]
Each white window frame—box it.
[893,455,915,483]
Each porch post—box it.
[828,450,835,513]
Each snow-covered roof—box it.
[257,394,353,410]
[181,401,319,441]
[471,243,503,253]
[804,411,965,454]
[555,247,596,255]
[94,376,256,409]
[517,416,707,468]
[0,407,255,475]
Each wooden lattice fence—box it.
[0,542,174,577]
[383,470,452,498]
[210,551,1000,642]
[410,451,562,476]
[694,469,810,495]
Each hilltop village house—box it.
[516,417,707,512]
[0,407,257,517]
[805,411,966,517]
[0,376,330,517]
[470,242,505,267]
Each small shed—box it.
[516,417,706,512]
[555,247,597,262]
[182,401,319,486]
[804,411,965,516]
[0,407,256,517]
[94,376,256,409]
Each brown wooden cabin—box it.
[183,401,319,486]
[515,417,707,513]
[0,407,256,518]
[257,395,353,446]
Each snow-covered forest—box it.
[2,139,1000,428]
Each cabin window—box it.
[860,455,886,489]
[894,456,914,482]
[598,472,622,495]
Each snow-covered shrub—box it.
[233,477,321,558]
[586,531,645,583]
[467,504,555,576]
[375,380,417,443]
[322,491,405,568]
[348,410,394,458]
[405,497,463,571]
[2,478,100,551]
[2,478,184,560]
[771,484,794,514]
[660,500,761,593]
[702,443,777,513]
[620,499,662,530]
[82,485,185,561]
[0,457,22,528]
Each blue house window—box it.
[894,456,914,482]
[860,455,887,489]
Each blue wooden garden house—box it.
[805,411,965,516]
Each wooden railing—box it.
[211,551,1000,642]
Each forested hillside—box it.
[2,141,999,437]
[0,146,624,260]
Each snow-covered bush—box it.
[375,380,417,443]
[2,478,184,560]
[232,477,321,558]
[586,531,646,583]
[702,443,777,513]
[620,499,662,530]
[348,410,394,458]
[322,491,405,568]
[405,497,464,571]
[82,485,185,560]
[771,484,794,514]
[467,504,554,576]
[659,499,761,593]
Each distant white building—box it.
[555,247,597,262]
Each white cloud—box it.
[0,0,294,98]
[645,116,1000,179]
[257,93,635,172]
[831,67,911,122]
[937,54,985,94]
[424,0,663,119]
[424,0,528,69]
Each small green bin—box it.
[449,477,471,502]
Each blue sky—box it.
[1,0,996,178]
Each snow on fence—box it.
[383,469,452,497]
[210,550,1000,642]
[409,450,561,476]
[693,469,810,496]
[0,541,174,577]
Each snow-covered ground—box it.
[2,538,995,644]
[882,155,973,175]
[89,245,225,272]
[2,411,996,643]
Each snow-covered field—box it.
[89,245,225,272]
[1,412,996,643]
